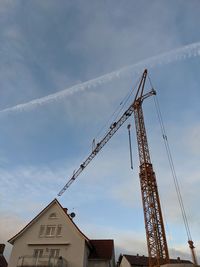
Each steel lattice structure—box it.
[133,70,169,266]
[58,69,169,267]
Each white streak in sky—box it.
[1,42,200,115]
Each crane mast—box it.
[58,69,169,267]
[133,70,169,267]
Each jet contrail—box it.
[1,41,200,115]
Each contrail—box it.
[1,41,200,115]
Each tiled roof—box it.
[89,239,114,260]
[169,258,193,264]
[62,207,90,244]
[122,254,192,266]
[124,254,149,266]
[0,255,8,267]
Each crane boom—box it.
[58,70,153,196]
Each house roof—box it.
[0,255,7,267]
[8,199,114,258]
[8,198,90,245]
[89,239,114,260]
[119,254,192,266]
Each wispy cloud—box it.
[0,41,200,115]
[78,221,194,261]
[0,165,66,216]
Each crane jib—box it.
[57,106,134,196]
[58,70,154,197]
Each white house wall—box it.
[119,257,131,267]
[8,201,88,267]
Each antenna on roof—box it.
[70,212,76,219]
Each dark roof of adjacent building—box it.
[118,254,192,266]
[89,240,114,260]
[0,244,8,267]
[0,255,7,267]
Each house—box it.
[0,244,8,267]
[118,254,193,267]
[8,199,115,267]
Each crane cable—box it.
[153,95,199,266]
[149,75,198,265]
[94,76,141,141]
[127,124,134,169]
[153,91,192,241]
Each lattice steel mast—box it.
[133,70,169,267]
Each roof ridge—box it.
[8,198,90,244]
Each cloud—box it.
[0,165,67,216]
[0,164,69,261]
[183,124,200,156]
[0,212,26,261]
[0,41,200,115]
[78,221,195,261]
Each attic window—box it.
[49,213,57,219]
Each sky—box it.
[0,0,200,263]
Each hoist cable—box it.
[94,76,141,140]
[127,124,133,169]
[112,76,141,122]
[153,92,192,241]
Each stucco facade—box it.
[8,199,114,267]
[118,256,130,267]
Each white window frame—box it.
[39,225,45,237]
[33,249,43,258]
[49,249,60,258]
[45,225,56,237]
[49,213,57,219]
[56,224,62,237]
[39,224,62,238]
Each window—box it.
[39,225,45,237]
[46,225,56,237]
[49,249,60,258]
[33,249,43,258]
[39,225,62,238]
[49,213,57,219]
[56,225,62,236]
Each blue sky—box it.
[1,0,200,262]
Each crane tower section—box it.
[133,70,169,267]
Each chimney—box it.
[63,208,68,214]
[0,244,5,255]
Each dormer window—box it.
[49,212,57,219]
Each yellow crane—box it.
[58,69,197,267]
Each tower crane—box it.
[58,69,169,267]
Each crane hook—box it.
[127,124,133,170]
